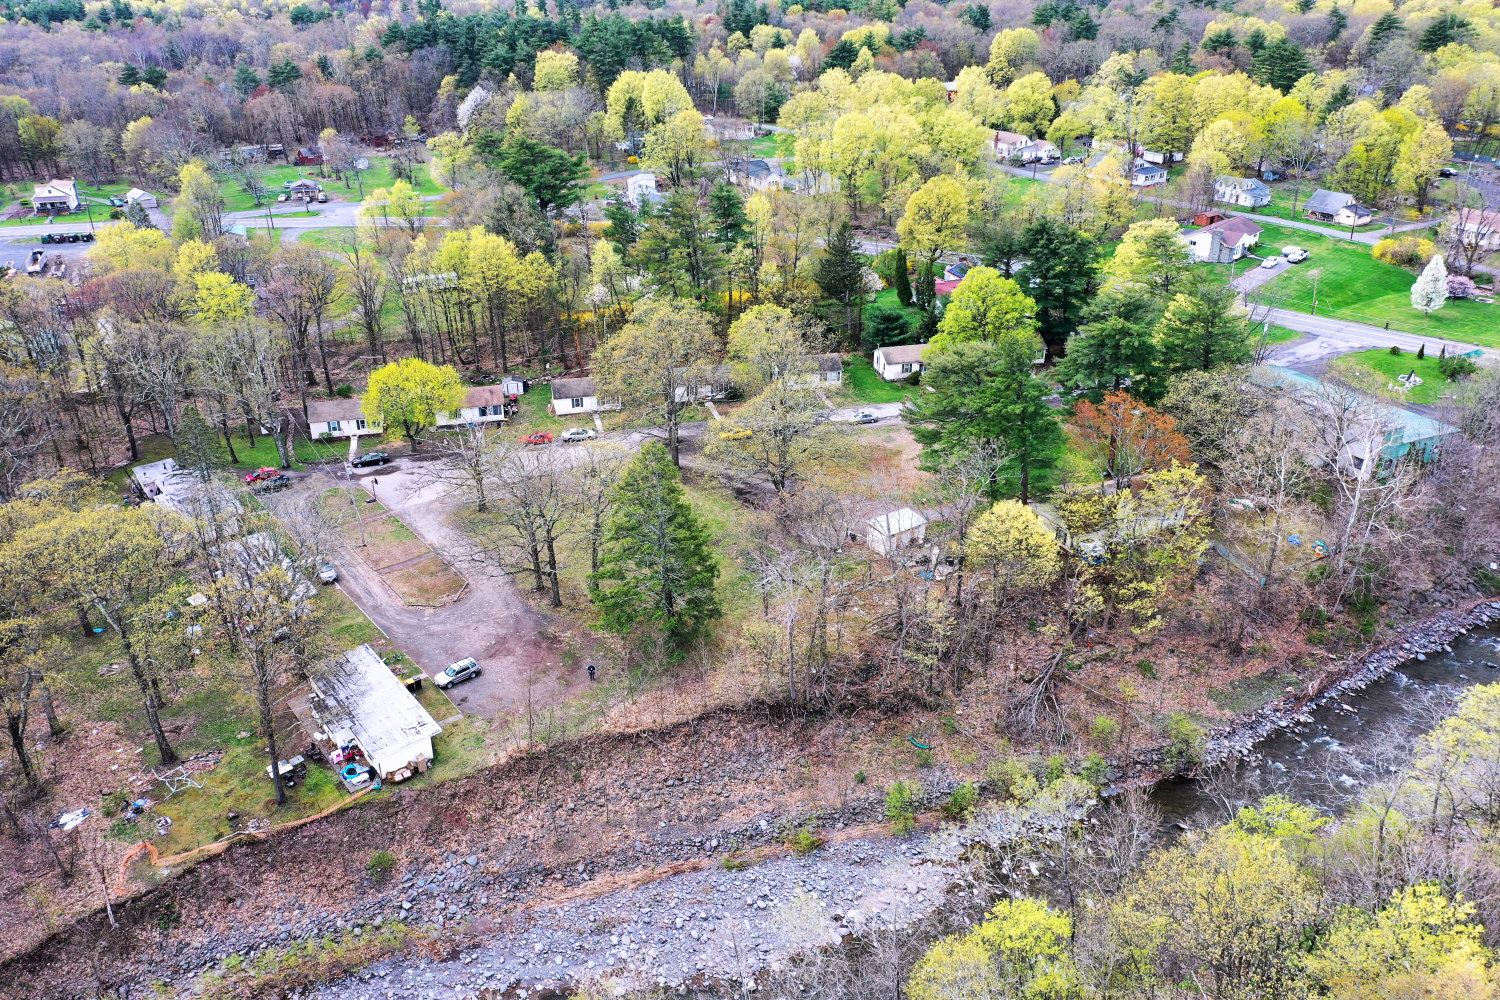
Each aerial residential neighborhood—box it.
[2,0,1500,998]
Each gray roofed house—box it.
[809,353,843,385]
[872,343,929,381]
[306,398,381,439]
[730,158,785,192]
[1214,176,1272,207]
[552,376,612,414]
[1304,188,1373,226]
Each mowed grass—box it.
[297,227,358,250]
[839,353,919,404]
[1250,222,1500,344]
[1329,348,1476,404]
[1237,183,1387,233]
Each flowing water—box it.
[1150,627,1500,827]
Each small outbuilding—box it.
[125,188,159,208]
[310,644,442,782]
[866,508,928,556]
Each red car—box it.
[243,467,279,483]
[522,432,553,446]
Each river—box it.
[1151,626,1500,827]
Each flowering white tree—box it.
[1411,253,1449,314]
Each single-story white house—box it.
[551,376,605,414]
[728,158,785,192]
[866,507,928,556]
[125,187,159,208]
[1450,208,1500,252]
[307,399,382,439]
[1183,216,1263,262]
[1304,188,1372,226]
[1131,164,1168,187]
[436,386,509,428]
[1214,176,1272,208]
[872,344,928,382]
[32,178,78,213]
[808,353,843,385]
[994,130,1032,159]
[310,644,442,782]
[625,173,662,211]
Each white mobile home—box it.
[310,644,442,781]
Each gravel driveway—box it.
[306,460,577,719]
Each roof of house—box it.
[306,398,368,424]
[1458,209,1500,231]
[286,178,321,190]
[463,385,510,407]
[313,645,442,762]
[876,344,928,365]
[994,130,1030,145]
[1304,188,1355,214]
[33,178,76,199]
[933,278,963,296]
[743,159,778,179]
[125,187,154,200]
[1133,164,1166,177]
[1261,365,1458,447]
[810,353,843,374]
[869,507,927,536]
[297,146,322,158]
[551,376,597,399]
[1199,216,1263,243]
[1218,176,1271,196]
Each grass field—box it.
[839,353,920,404]
[103,432,329,493]
[1250,221,1500,344]
[218,156,448,214]
[1237,184,1388,234]
[746,133,796,159]
[1328,348,1474,404]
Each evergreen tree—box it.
[603,201,641,257]
[1253,38,1313,94]
[1154,279,1254,375]
[1367,12,1406,53]
[707,181,749,247]
[1054,289,1162,401]
[862,307,914,350]
[893,248,913,307]
[1419,13,1473,52]
[914,261,936,312]
[176,405,221,480]
[1245,27,1268,54]
[817,222,866,343]
[125,200,154,229]
[589,441,720,648]
[1325,5,1348,40]
[499,134,588,216]
[1171,42,1194,75]
[233,65,262,96]
[824,38,860,70]
[1416,343,1426,360]
[959,3,990,32]
[906,342,1064,503]
[117,64,140,85]
[1016,219,1099,351]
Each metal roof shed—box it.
[311,644,442,780]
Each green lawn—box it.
[746,133,796,159]
[1249,221,1500,344]
[839,354,920,404]
[1328,348,1474,404]
[1236,183,1389,234]
[513,389,573,433]
[104,431,334,493]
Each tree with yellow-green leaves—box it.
[1002,72,1057,139]
[898,174,969,279]
[362,358,466,450]
[361,178,426,235]
[986,27,1041,86]
[1394,120,1454,211]
[725,303,815,393]
[1105,219,1194,296]
[193,272,255,322]
[927,266,1038,355]
[641,108,709,187]
[965,500,1061,606]
[173,159,225,242]
[533,49,579,91]
[90,221,176,274]
[910,898,1076,1000]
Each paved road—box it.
[1261,307,1488,368]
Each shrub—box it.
[1372,235,1438,269]
[786,827,825,856]
[108,208,124,220]
[1416,343,1426,360]
[984,755,1038,801]
[365,850,396,879]
[1089,715,1120,746]
[335,383,355,398]
[1163,712,1205,774]
[720,853,750,871]
[1439,355,1478,381]
[885,780,922,835]
[1447,274,1478,299]
[1081,752,1110,786]
[1389,344,1402,356]
[943,781,979,821]
[872,248,902,287]
[854,768,867,784]
[1136,659,1157,679]
[905,370,922,386]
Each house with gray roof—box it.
[1304,188,1372,226]
[1214,176,1272,207]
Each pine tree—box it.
[862,307,914,350]
[1253,38,1313,94]
[1155,280,1254,374]
[1171,42,1194,74]
[1417,343,1426,360]
[1411,254,1449,315]
[893,248,913,307]
[589,441,721,649]
[817,222,866,343]
[1367,12,1405,53]
[1325,5,1347,41]
[824,38,860,70]
[707,181,749,247]
[176,405,221,481]
[125,200,154,229]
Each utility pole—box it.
[343,462,367,547]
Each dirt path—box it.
[310,463,577,719]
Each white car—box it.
[1260,255,1284,269]
[560,427,597,443]
[1282,246,1309,263]
[434,657,481,689]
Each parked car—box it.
[317,562,338,584]
[276,193,288,202]
[434,657,481,689]
[1282,246,1309,263]
[1438,166,1458,178]
[522,432,553,445]
[853,410,880,425]
[108,197,126,207]
[560,427,597,442]
[243,466,279,483]
[1062,156,1084,165]
[350,451,389,467]
[316,191,328,203]
[38,233,52,244]
[252,474,291,493]
[1260,255,1284,269]
[718,427,752,440]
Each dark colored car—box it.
[253,474,291,493]
[351,451,389,468]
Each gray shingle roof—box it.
[1304,188,1354,215]
[551,377,597,400]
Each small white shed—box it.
[125,188,159,208]
[866,508,928,556]
[311,644,442,781]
